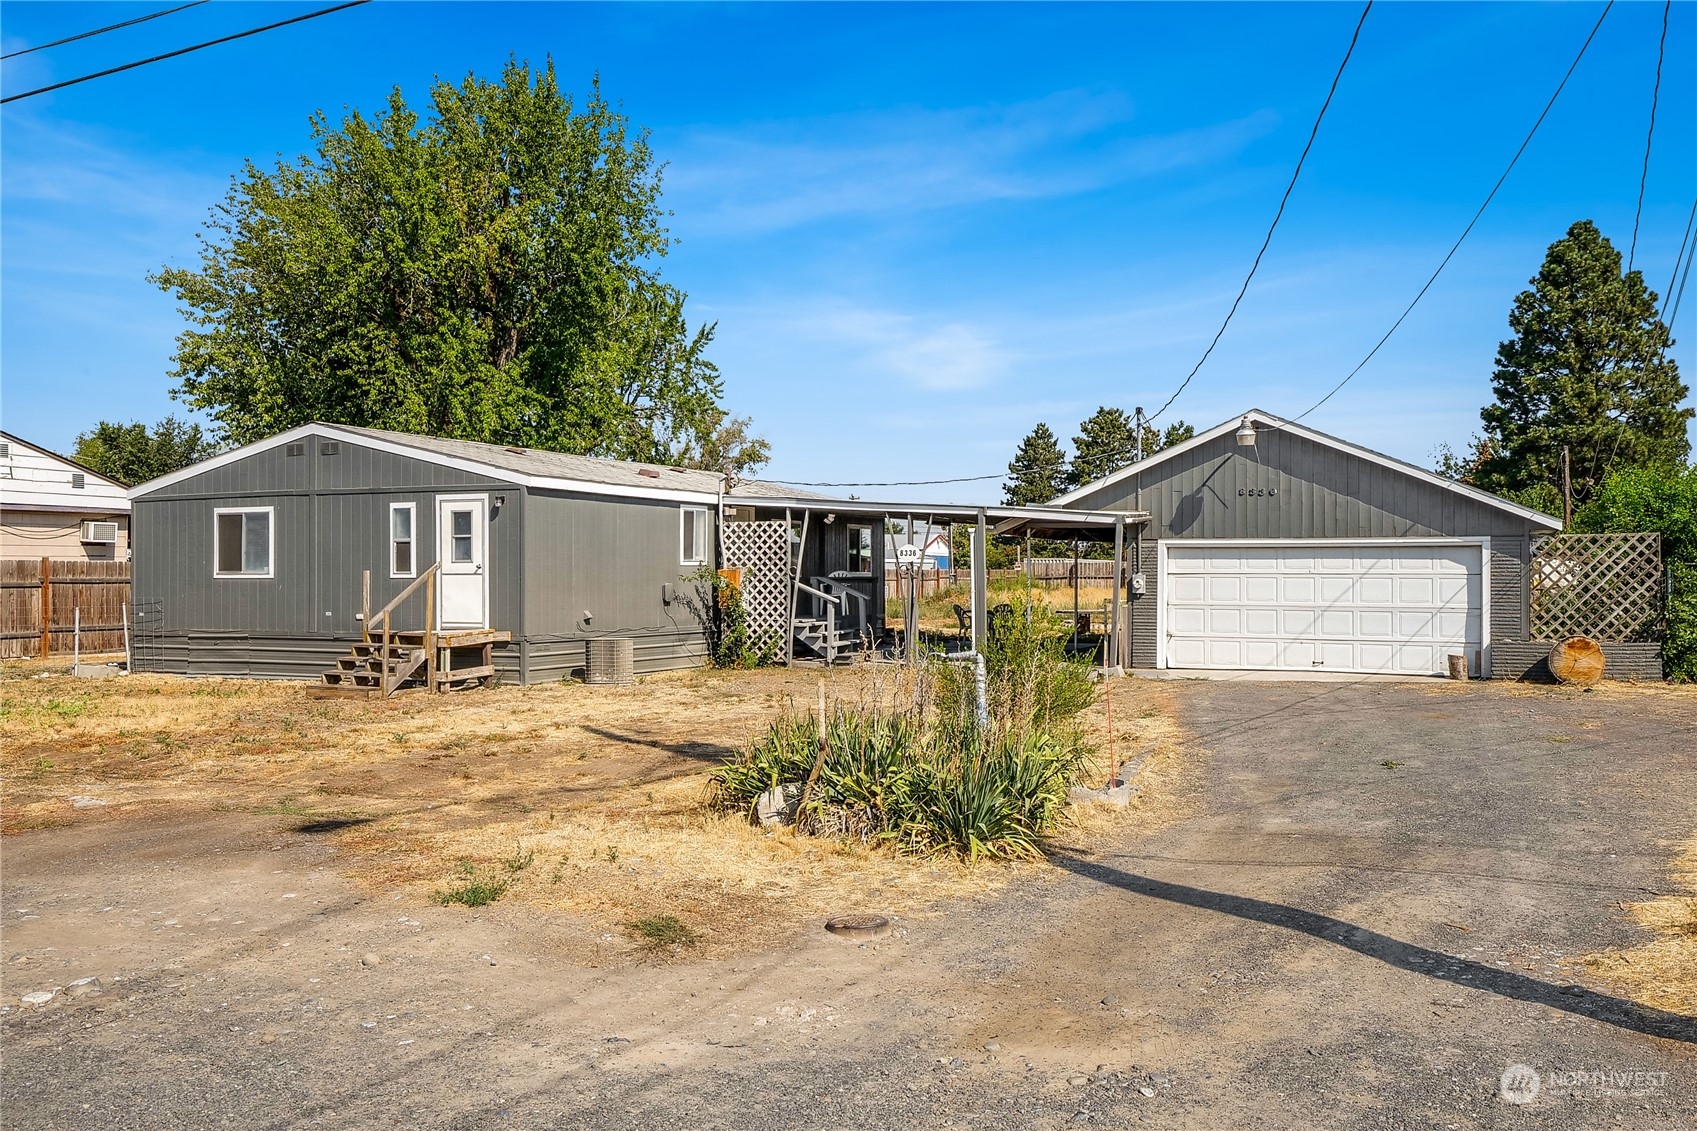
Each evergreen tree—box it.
[1067,407,1136,488]
[1004,423,1069,505]
[1154,420,1196,452]
[1472,220,1690,508]
[1067,407,1195,489]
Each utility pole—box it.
[1561,445,1573,530]
[1133,406,1145,464]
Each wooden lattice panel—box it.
[721,520,791,639]
[1530,532,1662,642]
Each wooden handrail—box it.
[366,562,441,641]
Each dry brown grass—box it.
[1583,837,1697,1015]
[0,659,1187,951]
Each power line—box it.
[1666,198,1697,331]
[1145,0,1372,424]
[0,1,370,104]
[1627,0,1670,272]
[1662,196,1697,325]
[1,1,209,61]
[1292,0,1615,423]
[776,473,1006,488]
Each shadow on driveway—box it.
[1052,852,1697,1045]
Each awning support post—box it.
[1108,515,1125,675]
[970,509,988,655]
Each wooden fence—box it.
[0,559,131,659]
[884,559,1121,594]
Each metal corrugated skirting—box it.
[132,632,698,683]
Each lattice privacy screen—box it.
[721,520,791,640]
[1530,532,1663,642]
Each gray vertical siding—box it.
[1066,426,1558,674]
[520,488,714,676]
[133,432,522,640]
[1067,427,1547,543]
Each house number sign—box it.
[1238,486,1278,497]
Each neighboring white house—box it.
[883,522,951,570]
[0,431,130,561]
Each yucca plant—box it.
[710,649,1100,861]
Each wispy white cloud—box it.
[663,91,1277,235]
[743,301,1015,391]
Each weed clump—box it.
[432,878,508,908]
[431,844,533,908]
[626,913,699,950]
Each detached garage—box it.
[1055,410,1563,679]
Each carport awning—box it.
[737,496,1147,543]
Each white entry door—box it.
[1161,540,1485,676]
[437,495,488,630]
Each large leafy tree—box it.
[1469,220,1690,508]
[153,61,733,463]
[73,417,222,486]
[1004,423,1069,506]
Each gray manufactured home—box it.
[1054,409,1657,680]
[127,423,813,682]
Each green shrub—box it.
[683,568,782,669]
[931,593,1095,738]
[1575,464,1697,680]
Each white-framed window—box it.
[681,506,708,565]
[214,507,274,578]
[389,502,416,578]
[847,524,874,573]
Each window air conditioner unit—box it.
[81,520,119,544]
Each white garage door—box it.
[1162,542,1484,675]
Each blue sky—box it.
[3,1,1693,503]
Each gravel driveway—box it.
[4,678,1693,1129]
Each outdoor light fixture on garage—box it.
[1235,417,1257,447]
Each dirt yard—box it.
[4,668,1692,1130]
[0,659,1185,947]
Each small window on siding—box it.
[681,507,708,565]
[320,441,341,456]
[450,508,474,562]
[390,503,415,578]
[285,442,305,457]
[847,524,873,573]
[214,507,274,577]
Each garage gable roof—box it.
[1051,409,1561,530]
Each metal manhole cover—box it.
[824,914,892,940]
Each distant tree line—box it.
[1003,408,1194,507]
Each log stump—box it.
[1549,636,1605,686]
